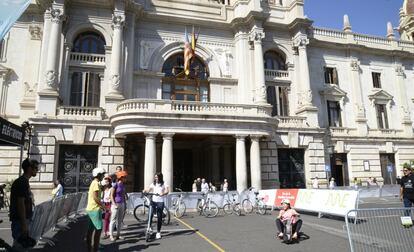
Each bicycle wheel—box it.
[233,203,241,216]
[134,204,149,222]
[257,201,267,215]
[197,200,203,215]
[223,203,232,215]
[242,199,253,214]
[162,206,171,225]
[174,202,186,218]
[203,201,219,218]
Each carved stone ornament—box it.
[401,105,411,119]
[45,70,57,88]
[111,74,120,90]
[249,30,265,43]
[28,24,42,40]
[356,104,366,117]
[50,8,64,24]
[304,90,313,104]
[112,15,125,29]
[350,59,360,71]
[24,82,38,97]
[293,36,309,48]
[395,65,405,76]
[140,41,154,69]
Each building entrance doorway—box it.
[278,149,305,188]
[330,153,349,186]
[380,154,396,184]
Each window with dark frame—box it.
[324,67,338,85]
[161,53,210,102]
[327,100,342,127]
[375,104,389,129]
[372,72,381,88]
[70,72,101,107]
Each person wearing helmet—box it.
[86,167,106,252]
[109,170,128,241]
[275,199,302,241]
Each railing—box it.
[69,52,105,66]
[367,129,400,137]
[353,33,391,45]
[330,127,357,136]
[312,27,346,39]
[264,69,290,83]
[277,116,307,128]
[57,106,104,119]
[116,99,272,117]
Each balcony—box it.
[367,129,403,138]
[69,52,106,68]
[110,99,275,136]
[57,106,104,120]
[264,69,290,84]
[329,127,357,137]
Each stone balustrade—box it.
[329,127,357,136]
[312,27,414,51]
[264,69,290,83]
[116,99,272,117]
[69,52,106,66]
[57,106,104,119]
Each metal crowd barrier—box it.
[345,208,414,252]
[127,190,254,211]
[29,192,88,245]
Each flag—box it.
[183,27,194,76]
[0,0,32,41]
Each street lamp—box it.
[21,121,33,158]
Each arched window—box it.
[161,53,210,102]
[72,32,105,54]
[264,51,286,70]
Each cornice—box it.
[138,33,234,48]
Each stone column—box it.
[349,58,368,135]
[250,135,262,190]
[161,133,174,190]
[234,29,250,103]
[249,28,266,104]
[293,33,318,126]
[395,65,413,136]
[37,7,64,116]
[144,132,157,188]
[109,14,125,96]
[235,135,247,192]
[43,8,64,92]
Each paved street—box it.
[0,196,403,252]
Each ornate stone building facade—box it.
[0,0,413,202]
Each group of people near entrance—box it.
[7,157,414,251]
[191,177,229,193]
[85,166,169,251]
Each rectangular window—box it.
[70,72,100,107]
[278,87,289,116]
[324,67,338,85]
[376,104,389,129]
[372,72,381,88]
[267,86,277,116]
[327,101,342,127]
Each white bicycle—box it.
[171,188,186,218]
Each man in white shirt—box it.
[201,178,209,194]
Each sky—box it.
[304,0,404,37]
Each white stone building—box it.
[0,0,413,201]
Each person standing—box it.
[51,179,63,199]
[222,178,228,192]
[144,172,169,240]
[201,178,209,194]
[101,176,112,239]
[312,177,319,189]
[9,158,39,250]
[192,180,197,192]
[109,171,127,241]
[196,178,201,192]
[86,167,106,252]
[400,166,414,210]
[329,177,336,189]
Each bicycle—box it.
[171,188,186,218]
[196,192,219,218]
[133,193,170,225]
[241,187,266,215]
[222,192,241,216]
